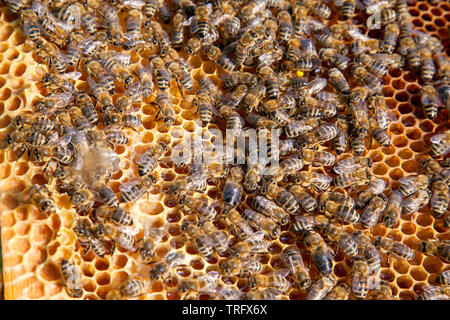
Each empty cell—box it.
[410,141,426,153]
[385,156,400,168]
[0,25,13,41]
[401,222,417,235]
[403,71,418,82]
[422,13,432,21]
[425,24,437,32]
[95,258,110,271]
[389,123,404,135]
[13,63,26,76]
[416,228,435,241]
[410,268,428,281]
[96,273,111,286]
[6,96,20,111]
[372,224,387,237]
[373,164,388,176]
[423,256,443,274]
[0,61,10,74]
[409,8,419,16]
[391,79,405,90]
[398,149,413,160]
[382,86,395,97]
[113,255,128,268]
[389,68,402,78]
[399,290,415,300]
[11,32,25,45]
[406,84,420,94]
[406,129,422,140]
[5,48,19,60]
[419,120,434,132]
[396,276,413,289]
[398,103,413,114]
[40,262,61,281]
[380,269,395,282]
[392,136,408,148]
[393,260,410,274]
[202,61,216,75]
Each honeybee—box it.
[290,214,329,236]
[276,10,293,42]
[307,275,337,300]
[247,113,278,131]
[430,130,450,158]
[297,123,338,149]
[431,180,449,218]
[320,199,360,224]
[114,83,143,113]
[179,195,217,221]
[136,66,154,98]
[353,230,381,274]
[380,23,400,53]
[321,222,359,258]
[299,78,328,97]
[7,0,31,14]
[32,135,73,165]
[29,184,56,215]
[178,271,220,300]
[420,240,450,262]
[282,246,310,289]
[137,142,167,177]
[98,53,135,89]
[328,68,350,94]
[398,174,429,197]
[319,48,351,71]
[314,33,347,55]
[420,84,442,120]
[299,149,336,167]
[419,47,436,83]
[102,4,124,46]
[96,223,137,252]
[402,37,421,71]
[34,91,74,115]
[292,171,333,192]
[119,175,156,204]
[199,221,229,255]
[106,279,146,300]
[360,194,388,229]
[259,182,299,214]
[252,195,289,225]
[149,251,186,281]
[67,106,92,133]
[334,167,372,189]
[71,188,95,213]
[153,92,176,127]
[241,208,280,239]
[228,231,268,257]
[222,166,244,214]
[60,259,83,298]
[94,206,134,226]
[166,60,194,96]
[73,219,109,257]
[352,66,382,92]
[138,223,167,263]
[374,236,415,260]
[13,114,55,134]
[352,257,371,300]
[435,270,450,286]
[182,222,214,259]
[286,185,316,214]
[247,269,291,293]
[417,285,450,300]
[325,283,351,300]
[103,113,142,131]
[150,57,171,91]
[204,45,235,71]
[304,230,334,276]
[87,77,114,113]
[283,119,319,139]
[357,178,387,209]
[170,12,185,49]
[168,166,210,196]
[94,182,119,207]
[334,115,349,155]
[219,256,263,277]
[371,280,392,300]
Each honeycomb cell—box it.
[410,141,426,153]
[423,256,443,274]
[389,168,404,181]
[0,24,13,41]
[410,268,428,282]
[385,156,400,168]
[9,237,30,253]
[401,160,419,173]
[398,149,413,160]
[96,273,111,286]
[40,262,61,281]
[6,96,21,111]
[399,290,415,300]
[401,222,417,235]
[406,129,422,140]
[396,276,413,289]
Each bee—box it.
[282,246,310,289]
[103,113,142,131]
[277,10,293,42]
[73,219,108,257]
[420,84,442,120]
[352,257,371,300]
[353,231,381,274]
[418,48,436,82]
[93,182,119,207]
[334,115,350,155]
[319,191,355,208]
[328,68,350,95]
[223,16,240,40]
[241,208,280,239]
[307,275,337,300]
[252,195,289,225]
[171,12,185,49]
[34,91,74,114]
[225,209,256,241]
[29,184,56,216]
[374,236,415,260]
[292,171,333,191]
[106,279,146,300]
[149,251,186,281]
[398,174,429,197]
[243,161,265,193]
[247,269,291,293]
[368,94,395,130]
[288,185,317,214]
[381,23,400,53]
[435,270,450,286]
[21,9,42,44]
[95,206,133,226]
[371,281,392,300]
[320,199,360,224]
[178,195,217,221]
[153,92,176,127]
[334,168,372,189]
[357,53,387,78]
[136,142,167,177]
[178,271,220,300]
[349,87,371,136]
[290,215,329,236]
[431,180,449,218]
[137,221,167,264]
[341,0,356,19]
[418,285,450,300]
[284,119,320,139]
[124,9,143,41]
[7,0,30,14]
[357,178,387,208]
[420,240,450,262]
[360,194,388,229]
[204,45,235,71]
[372,53,405,69]
[87,77,114,113]
[233,31,256,67]
[136,66,154,98]
[96,223,137,252]
[102,4,124,46]
[166,60,194,95]
[238,0,266,23]
[299,149,336,167]
[315,33,348,55]
[71,189,95,213]
[182,222,214,259]
[297,123,338,149]
[150,57,171,91]
[199,221,229,255]
[319,48,351,71]
[219,257,263,277]
[60,259,83,298]
[119,175,156,204]
[257,65,279,99]
[222,166,244,214]
[228,231,268,257]
[430,130,450,158]
[84,59,116,94]
[242,83,266,112]
[401,37,421,71]
[188,4,211,39]
[260,183,299,215]
[299,78,328,97]
[14,114,55,133]
[352,66,382,92]
[309,1,331,19]
[321,222,359,258]
[98,53,135,89]
[304,230,334,276]
[326,283,351,300]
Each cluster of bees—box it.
[2,0,450,300]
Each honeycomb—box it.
[0,0,448,300]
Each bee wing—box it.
[60,71,82,81]
[206,271,220,281]
[49,134,72,147]
[274,268,290,278]
[122,0,145,9]
[398,176,416,185]
[250,230,265,241]
[349,27,370,41]
[430,133,447,144]
[119,180,140,192]
[116,225,139,237]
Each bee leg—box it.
[82,243,91,256]
[175,77,185,98]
